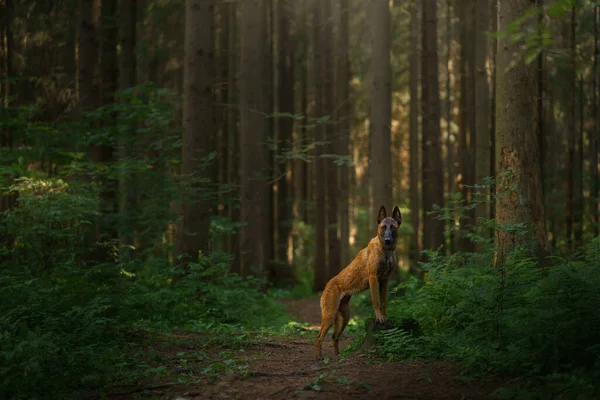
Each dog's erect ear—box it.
[392,205,402,226]
[377,205,387,225]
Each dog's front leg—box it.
[369,274,385,324]
[379,279,389,318]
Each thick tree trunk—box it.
[494,0,549,267]
[369,0,393,230]
[276,0,295,285]
[474,0,491,229]
[176,0,214,267]
[323,0,340,279]
[117,0,137,252]
[458,0,475,252]
[240,0,268,277]
[313,0,328,292]
[421,0,445,254]
[338,0,351,268]
[409,0,420,264]
[226,0,241,274]
[264,0,276,280]
[593,2,600,237]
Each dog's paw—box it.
[375,314,387,324]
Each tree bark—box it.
[593,2,600,237]
[322,0,340,278]
[409,0,420,263]
[276,0,295,285]
[337,0,350,268]
[494,0,549,267]
[117,0,137,252]
[369,0,393,231]
[474,0,491,230]
[458,0,475,252]
[421,0,445,254]
[240,0,269,277]
[177,0,214,266]
[226,0,241,274]
[313,0,328,292]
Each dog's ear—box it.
[377,205,387,225]
[392,206,402,226]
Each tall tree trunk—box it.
[1,0,14,212]
[494,0,549,267]
[217,1,230,252]
[323,0,340,278]
[226,0,241,274]
[566,5,582,250]
[99,0,118,234]
[117,0,137,252]
[276,0,295,285]
[337,0,351,268]
[458,0,475,252]
[409,0,420,264]
[79,0,103,256]
[474,0,490,230]
[1,0,16,258]
[264,0,275,279]
[421,0,445,254]
[369,0,393,232]
[294,0,310,226]
[593,1,600,237]
[572,5,582,248]
[240,0,268,278]
[489,0,497,226]
[445,0,454,255]
[313,0,328,292]
[176,0,214,267]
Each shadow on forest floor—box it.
[93,297,503,400]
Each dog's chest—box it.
[377,253,395,278]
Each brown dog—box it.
[315,205,402,359]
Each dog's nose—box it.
[384,239,393,245]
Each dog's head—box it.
[377,205,402,250]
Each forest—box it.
[1,0,600,398]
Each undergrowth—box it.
[378,237,600,399]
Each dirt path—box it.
[106,297,502,399]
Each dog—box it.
[315,205,402,359]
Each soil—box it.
[101,297,504,400]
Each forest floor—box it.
[99,297,504,400]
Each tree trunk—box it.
[226,0,241,274]
[489,0,497,226]
[264,0,276,280]
[338,0,350,268]
[276,0,295,285]
[409,0,420,264]
[322,0,340,279]
[421,0,445,254]
[458,0,475,252]
[494,0,549,267]
[313,0,328,292]
[369,0,393,231]
[474,0,490,230]
[240,0,269,278]
[117,0,137,252]
[593,2,600,237]
[176,0,214,268]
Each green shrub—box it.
[380,237,600,397]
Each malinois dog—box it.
[315,205,402,359]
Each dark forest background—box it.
[2,0,600,398]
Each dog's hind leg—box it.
[315,286,340,359]
[332,297,350,356]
